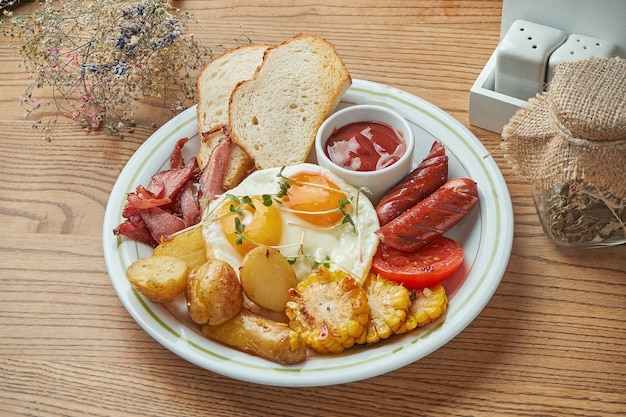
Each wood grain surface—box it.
[1,1,625,416]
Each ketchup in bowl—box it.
[315,104,415,204]
[324,121,406,172]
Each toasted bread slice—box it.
[196,44,270,189]
[228,34,352,169]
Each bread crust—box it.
[195,44,270,189]
[228,34,352,170]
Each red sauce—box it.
[324,121,406,172]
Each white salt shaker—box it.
[547,34,618,84]
[495,20,566,101]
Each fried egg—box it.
[202,163,380,284]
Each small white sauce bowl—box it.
[315,104,415,204]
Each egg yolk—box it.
[218,196,282,257]
[281,172,349,227]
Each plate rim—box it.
[102,78,514,387]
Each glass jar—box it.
[532,181,626,248]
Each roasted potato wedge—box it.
[153,227,207,269]
[239,246,297,312]
[201,309,307,365]
[126,255,188,303]
[186,259,243,325]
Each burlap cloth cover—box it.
[502,56,626,202]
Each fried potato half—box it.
[126,255,188,303]
[153,227,207,269]
[239,246,297,312]
[201,309,307,365]
[186,259,243,326]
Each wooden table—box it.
[2,1,625,416]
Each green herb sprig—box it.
[203,168,365,249]
[222,194,255,246]
[263,167,359,230]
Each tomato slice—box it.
[371,236,464,289]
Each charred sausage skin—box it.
[375,177,478,252]
[376,141,448,226]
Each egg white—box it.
[202,163,380,284]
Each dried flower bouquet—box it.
[2,0,249,139]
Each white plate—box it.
[102,79,513,387]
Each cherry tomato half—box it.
[371,236,464,289]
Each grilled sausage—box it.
[375,177,478,252]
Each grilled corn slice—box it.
[396,284,448,334]
[362,273,411,344]
[285,267,370,354]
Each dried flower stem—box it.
[2,0,251,140]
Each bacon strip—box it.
[169,137,189,169]
[124,186,171,211]
[114,219,155,246]
[198,131,232,208]
[148,166,194,202]
[178,180,200,227]
[114,138,200,246]
[140,207,187,243]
